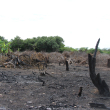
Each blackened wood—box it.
[89,103,107,109]
[88,38,110,96]
[40,72,45,76]
[78,87,83,97]
[88,53,110,96]
[93,38,100,58]
[66,60,69,71]
[107,59,110,68]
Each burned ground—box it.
[0,64,110,110]
[0,51,110,110]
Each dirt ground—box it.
[0,63,110,110]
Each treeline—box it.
[0,35,110,54]
[62,47,110,54]
[0,36,65,52]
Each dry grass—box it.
[62,51,71,58]
[49,52,63,63]
[0,55,7,65]
[0,51,110,68]
[96,53,110,67]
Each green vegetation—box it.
[59,46,78,52]
[0,39,11,54]
[10,36,24,52]
[0,35,110,54]
[0,36,8,44]
[10,36,64,52]
[101,48,110,54]
[79,47,88,52]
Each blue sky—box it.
[0,0,110,49]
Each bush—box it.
[59,47,78,52]
[87,48,95,54]
[79,47,88,52]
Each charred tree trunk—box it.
[107,59,110,68]
[66,60,69,71]
[88,38,110,96]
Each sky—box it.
[0,0,110,49]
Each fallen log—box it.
[88,38,110,96]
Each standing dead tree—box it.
[88,38,110,96]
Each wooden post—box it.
[66,60,69,71]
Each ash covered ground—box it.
[0,63,110,110]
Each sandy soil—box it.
[0,64,110,110]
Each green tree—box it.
[23,37,37,51]
[0,40,11,54]
[10,36,24,51]
[101,48,110,54]
[0,36,8,44]
[34,36,64,52]
[34,36,48,51]
[9,36,65,52]
[54,36,64,48]
[79,47,88,52]
[46,36,59,52]
[59,46,78,52]
[87,48,95,54]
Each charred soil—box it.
[0,64,110,110]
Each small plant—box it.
[0,40,12,54]
[0,40,12,64]
[79,47,88,52]
[87,48,95,54]
[59,46,78,52]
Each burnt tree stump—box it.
[88,38,110,96]
[78,87,83,97]
[66,60,69,71]
[107,59,110,68]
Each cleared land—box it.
[0,51,110,110]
